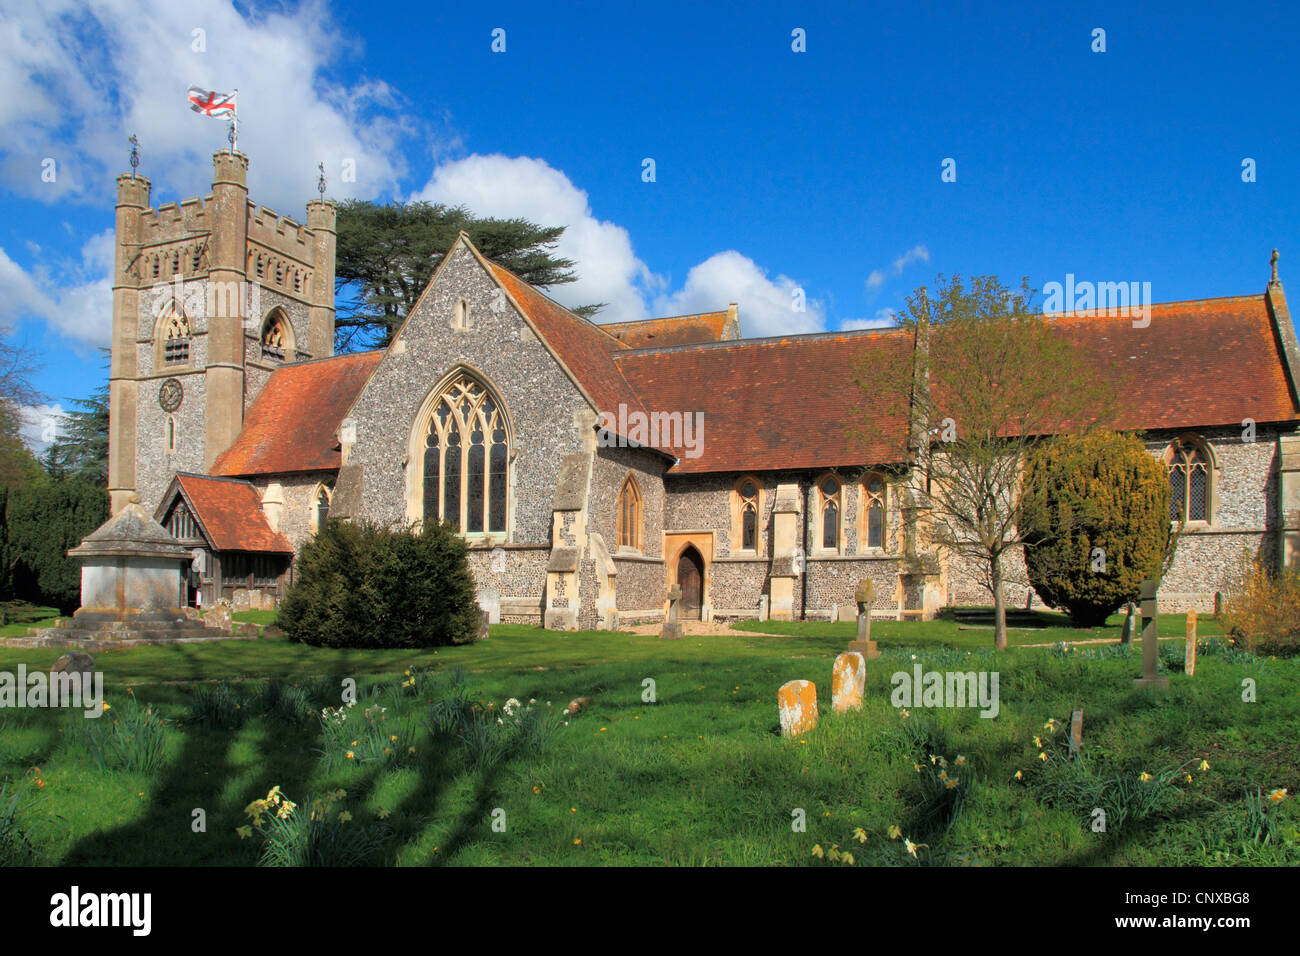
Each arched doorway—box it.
[676,545,705,621]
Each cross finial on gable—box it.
[1270,248,1280,287]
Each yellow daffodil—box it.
[573,838,582,845]
[841,852,855,866]
[102,702,111,712]
[1033,736,1042,748]
[1044,719,1056,731]
[1014,770,1023,780]
[811,844,824,858]
[1185,774,1193,783]
[888,824,901,840]
[955,755,966,765]
[1140,772,1153,782]
[337,811,352,823]
[1038,752,1048,762]
[346,751,355,760]
[899,709,910,718]
[904,838,922,858]
[377,808,390,820]
[1268,788,1288,803]
[946,778,960,789]
[236,826,252,839]
[852,827,868,844]
[1199,760,1210,771]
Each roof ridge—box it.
[602,310,728,327]
[613,326,910,356]
[1043,291,1262,321]
[177,472,255,485]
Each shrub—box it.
[278,518,481,648]
[1022,430,1171,627]
[1221,552,1300,657]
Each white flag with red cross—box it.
[187,87,237,118]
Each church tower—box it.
[107,151,337,514]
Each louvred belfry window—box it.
[162,310,191,366]
[1168,439,1210,522]
[423,374,508,534]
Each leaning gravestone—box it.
[832,652,865,713]
[847,578,881,659]
[661,584,684,640]
[1133,579,1169,689]
[778,679,818,737]
[1122,602,1137,645]
[477,588,501,625]
[52,651,94,677]
[476,610,490,642]
[1185,611,1198,677]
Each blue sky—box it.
[2,0,1297,450]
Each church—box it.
[105,151,1300,628]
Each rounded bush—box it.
[1021,430,1170,627]
[278,519,481,648]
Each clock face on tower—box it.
[159,378,183,413]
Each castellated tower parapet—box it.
[107,151,338,514]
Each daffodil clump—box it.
[238,786,384,867]
[317,701,416,769]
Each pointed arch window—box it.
[260,309,293,362]
[863,473,887,550]
[734,477,761,552]
[311,483,332,533]
[422,372,508,534]
[1167,438,1212,523]
[818,474,842,552]
[161,308,191,366]
[618,475,643,551]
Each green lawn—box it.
[0,603,60,638]
[0,618,1294,867]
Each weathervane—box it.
[128,134,140,179]
[317,162,327,200]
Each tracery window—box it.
[422,373,508,534]
[735,478,760,551]
[818,474,842,551]
[863,473,887,550]
[1167,438,1211,523]
[617,475,642,551]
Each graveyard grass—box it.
[1,610,1296,867]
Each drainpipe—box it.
[800,476,809,620]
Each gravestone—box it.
[1184,611,1198,677]
[477,588,501,625]
[847,578,880,659]
[758,595,769,622]
[203,603,232,633]
[1133,579,1168,689]
[832,652,865,713]
[661,584,684,640]
[1069,708,1084,758]
[476,610,490,642]
[778,679,818,737]
[1122,602,1137,645]
[51,651,95,677]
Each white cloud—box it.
[840,308,899,331]
[865,244,931,292]
[413,154,658,322]
[19,402,64,456]
[0,0,413,212]
[653,252,824,338]
[0,230,114,348]
[414,154,823,336]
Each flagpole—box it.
[228,88,239,154]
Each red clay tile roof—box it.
[485,260,662,445]
[615,330,917,473]
[166,474,294,553]
[614,294,1299,475]
[211,351,384,477]
[601,311,732,349]
[1048,295,1299,429]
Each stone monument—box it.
[847,578,881,659]
[661,583,684,640]
[1133,579,1168,689]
